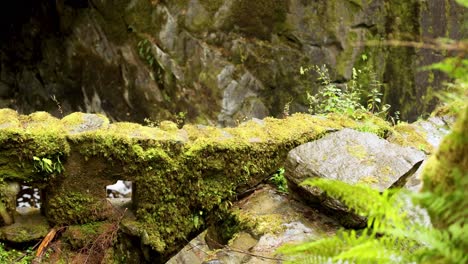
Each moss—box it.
[390,123,434,154]
[421,105,467,228]
[346,145,368,160]
[209,209,284,246]
[62,222,114,249]
[336,30,359,78]
[0,108,20,128]
[47,192,112,225]
[326,112,392,138]
[158,121,178,132]
[0,111,69,184]
[199,0,224,13]
[0,110,395,257]
[0,220,50,243]
[383,0,421,121]
[358,176,379,185]
[0,181,18,226]
[228,0,289,39]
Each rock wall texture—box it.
[0,0,466,125]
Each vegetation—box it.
[269,168,288,193]
[0,243,34,264]
[279,26,468,262]
[33,156,63,176]
[278,174,467,263]
[301,62,390,121]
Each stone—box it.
[285,128,426,227]
[0,182,19,226]
[0,208,50,243]
[168,185,340,264]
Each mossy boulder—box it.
[285,128,426,228]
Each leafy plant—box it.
[137,39,156,67]
[33,156,63,175]
[176,111,187,128]
[302,64,389,119]
[269,168,288,193]
[0,243,34,264]
[192,210,204,229]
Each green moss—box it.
[229,0,289,39]
[47,192,111,225]
[0,220,49,243]
[0,108,20,128]
[0,110,395,257]
[383,0,420,121]
[0,181,18,225]
[358,176,379,185]
[336,31,359,78]
[62,222,114,249]
[0,111,69,184]
[421,105,467,228]
[159,121,178,132]
[326,112,392,138]
[390,123,433,154]
[199,0,224,13]
[346,145,368,160]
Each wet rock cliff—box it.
[0,0,466,125]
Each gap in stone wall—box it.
[106,180,133,209]
[16,185,41,213]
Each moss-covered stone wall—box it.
[0,108,409,257]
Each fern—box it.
[278,176,467,264]
[300,178,407,231]
[416,168,468,227]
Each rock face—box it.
[285,128,426,227]
[0,0,466,124]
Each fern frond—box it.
[409,223,468,263]
[301,178,406,230]
[332,239,401,264]
[416,168,468,227]
[286,167,467,264]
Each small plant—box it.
[192,210,204,229]
[143,117,159,127]
[269,168,288,193]
[301,63,389,119]
[0,243,34,264]
[33,156,63,175]
[283,98,293,117]
[50,94,64,117]
[175,111,187,128]
[137,39,155,67]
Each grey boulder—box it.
[285,128,426,228]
